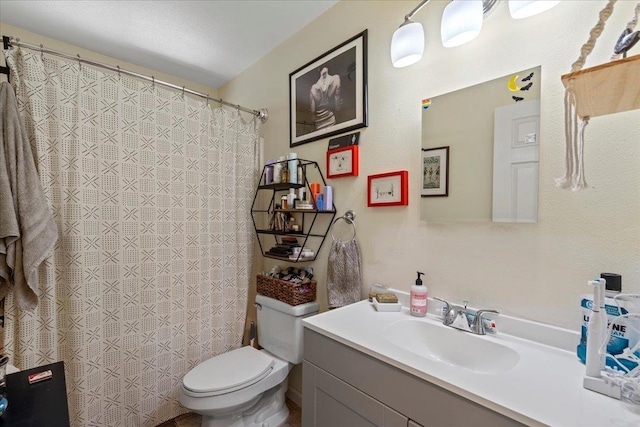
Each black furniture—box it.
[1,361,70,427]
[251,159,336,262]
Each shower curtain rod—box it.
[2,35,268,123]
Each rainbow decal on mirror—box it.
[422,98,431,110]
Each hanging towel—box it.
[0,82,57,311]
[326,239,362,308]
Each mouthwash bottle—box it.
[577,273,638,372]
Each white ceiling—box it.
[0,0,338,89]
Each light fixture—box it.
[391,0,560,66]
[508,0,560,19]
[391,20,425,68]
[391,0,431,68]
[441,0,484,48]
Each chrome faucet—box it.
[433,297,499,335]
[434,298,471,332]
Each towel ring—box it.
[331,210,356,242]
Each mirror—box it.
[421,66,541,223]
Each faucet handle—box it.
[433,297,452,323]
[433,297,451,312]
[471,309,499,335]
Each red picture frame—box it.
[367,171,408,207]
[326,145,359,178]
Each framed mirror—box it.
[421,66,541,223]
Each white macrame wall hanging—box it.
[557,0,640,191]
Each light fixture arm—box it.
[403,0,431,24]
[482,0,499,15]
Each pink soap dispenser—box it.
[410,271,427,317]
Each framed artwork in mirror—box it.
[289,30,368,147]
[421,146,449,197]
[368,171,408,207]
[327,145,359,178]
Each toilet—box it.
[180,294,318,427]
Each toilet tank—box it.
[256,294,319,364]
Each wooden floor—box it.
[156,398,301,427]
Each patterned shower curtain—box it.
[3,48,259,426]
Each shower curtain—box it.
[2,48,259,426]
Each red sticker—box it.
[28,370,53,384]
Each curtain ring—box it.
[218,98,224,108]
[116,65,121,80]
[151,75,155,88]
[181,86,185,98]
[77,53,82,70]
[205,94,209,106]
[39,44,44,62]
[10,37,19,50]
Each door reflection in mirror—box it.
[421,66,541,223]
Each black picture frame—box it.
[289,30,368,147]
[421,146,450,197]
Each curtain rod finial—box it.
[258,109,268,123]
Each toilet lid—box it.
[183,346,275,394]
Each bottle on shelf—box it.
[323,186,333,211]
[264,159,275,185]
[281,159,289,184]
[288,153,298,184]
[273,157,284,184]
[288,188,297,209]
[310,182,321,208]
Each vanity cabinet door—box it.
[303,360,408,427]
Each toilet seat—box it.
[183,346,275,396]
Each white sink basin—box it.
[382,319,520,374]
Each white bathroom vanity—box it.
[301,294,640,426]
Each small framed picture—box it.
[421,146,449,197]
[367,171,408,207]
[327,145,359,178]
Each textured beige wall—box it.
[222,0,640,387]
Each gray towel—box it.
[0,82,57,311]
[326,239,362,308]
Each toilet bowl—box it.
[179,294,318,427]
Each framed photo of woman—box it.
[289,30,368,147]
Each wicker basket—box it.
[256,274,316,306]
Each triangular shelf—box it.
[561,53,640,119]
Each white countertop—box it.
[302,296,640,427]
